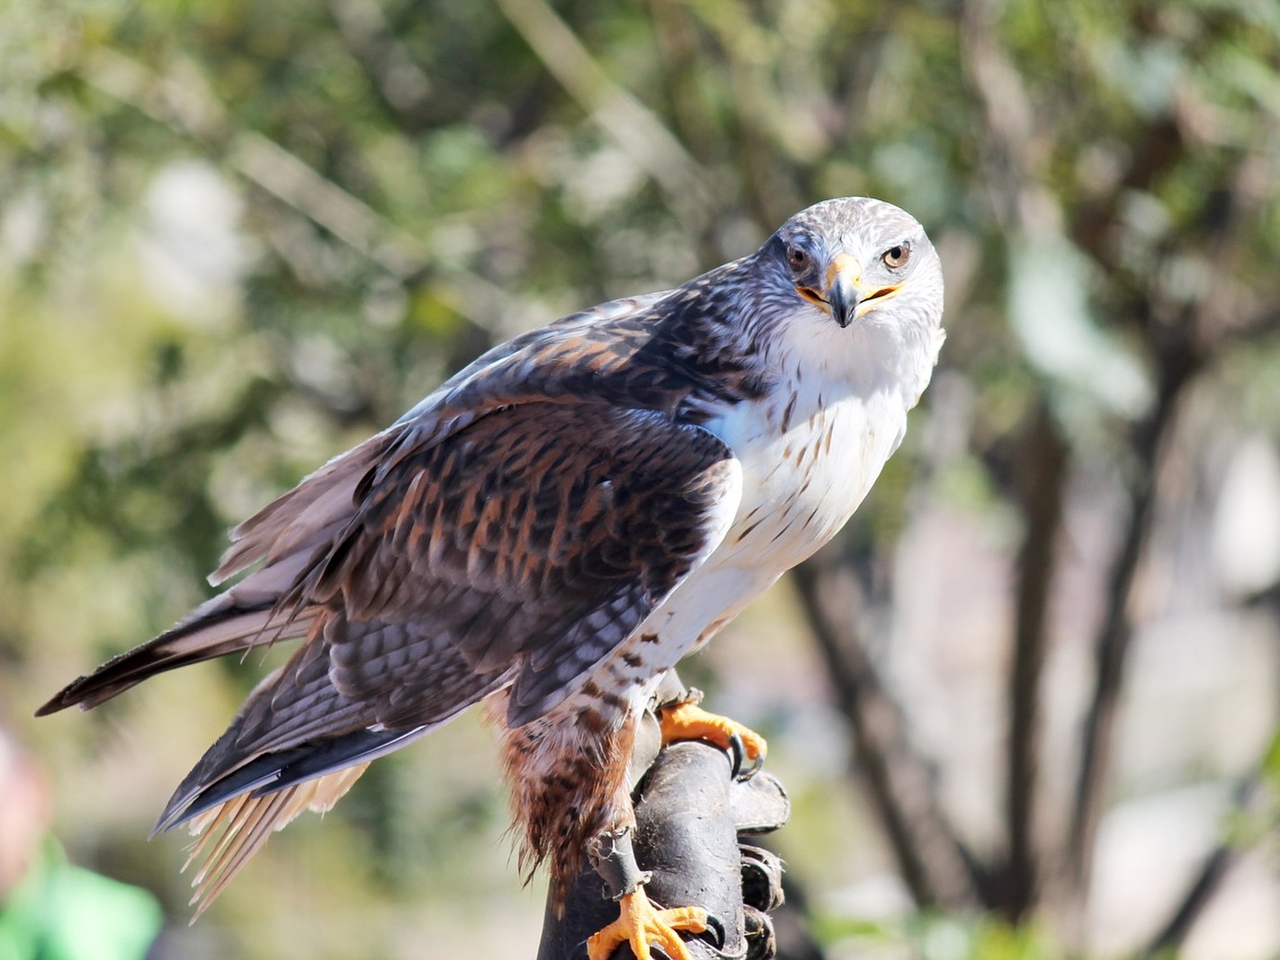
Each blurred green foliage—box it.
[3,0,1280,957]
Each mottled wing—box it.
[307,400,743,723]
[213,291,674,588]
[37,292,678,718]
[35,430,404,717]
[154,400,741,910]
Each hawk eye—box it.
[881,243,911,268]
[787,246,810,271]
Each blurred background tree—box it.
[2,0,1279,956]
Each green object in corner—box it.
[0,844,162,960]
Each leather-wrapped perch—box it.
[538,681,790,960]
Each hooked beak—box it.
[826,255,860,329]
[795,252,901,327]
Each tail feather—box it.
[39,411,517,918]
[153,668,512,916]
[156,724,434,834]
[40,427,400,718]
[183,764,369,920]
[36,556,316,716]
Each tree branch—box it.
[958,0,1071,920]
[958,0,1056,236]
[999,402,1069,920]
[82,48,431,279]
[1066,137,1260,901]
[325,0,434,131]
[77,47,519,337]
[1064,330,1200,897]
[792,557,984,912]
[1139,768,1270,958]
[493,0,715,232]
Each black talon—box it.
[698,912,727,950]
[726,732,746,778]
[725,732,764,781]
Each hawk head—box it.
[749,196,946,398]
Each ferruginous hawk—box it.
[40,196,945,960]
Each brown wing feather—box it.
[146,401,738,914]
[41,286,752,916]
[214,429,405,585]
[36,555,320,716]
[40,295,688,719]
[306,401,740,722]
[213,292,673,591]
[167,401,738,806]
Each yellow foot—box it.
[658,698,767,772]
[585,886,708,960]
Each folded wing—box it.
[42,391,740,915]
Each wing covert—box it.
[308,400,741,724]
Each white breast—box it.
[710,386,907,566]
[617,308,937,679]
[700,300,938,571]
[622,378,911,683]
